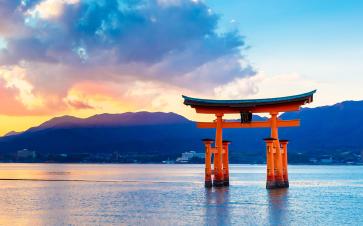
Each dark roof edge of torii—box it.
[182,90,316,108]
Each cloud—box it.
[0,37,7,50]
[1,0,250,75]
[214,73,260,99]
[0,0,255,116]
[0,65,43,109]
[214,72,317,100]
[65,99,93,109]
[26,0,79,20]
[1,0,245,65]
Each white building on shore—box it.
[176,151,205,163]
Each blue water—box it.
[0,164,362,225]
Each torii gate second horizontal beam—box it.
[197,119,300,129]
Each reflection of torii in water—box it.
[204,187,231,225]
[182,90,316,189]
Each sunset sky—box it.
[0,0,362,135]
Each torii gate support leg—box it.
[264,138,276,189]
[203,139,213,188]
[222,140,231,186]
[280,140,289,187]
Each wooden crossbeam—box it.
[197,119,300,129]
[195,103,302,114]
[210,147,225,154]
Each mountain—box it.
[28,111,189,132]
[0,112,210,162]
[0,102,362,163]
[4,131,21,137]
[280,101,363,154]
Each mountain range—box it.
[0,101,362,163]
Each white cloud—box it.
[26,0,79,20]
[214,75,259,99]
[157,0,199,7]
[214,72,317,100]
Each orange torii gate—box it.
[182,90,316,189]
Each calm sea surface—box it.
[0,164,362,226]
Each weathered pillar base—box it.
[284,180,289,188]
[266,180,289,189]
[266,180,277,189]
[205,180,213,188]
[275,180,286,188]
[223,179,229,186]
[213,180,225,187]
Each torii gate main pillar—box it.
[213,113,224,187]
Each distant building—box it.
[320,156,333,164]
[112,151,119,161]
[176,151,205,163]
[162,158,175,164]
[17,149,36,159]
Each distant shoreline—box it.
[0,162,362,166]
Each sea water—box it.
[0,164,362,225]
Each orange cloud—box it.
[65,99,94,110]
[0,82,64,116]
[0,81,29,115]
[63,81,137,116]
[0,66,67,115]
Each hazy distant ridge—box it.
[1,101,363,163]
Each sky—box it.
[0,0,362,135]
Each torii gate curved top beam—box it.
[183,90,316,114]
[182,90,316,189]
